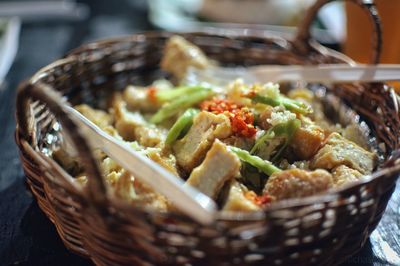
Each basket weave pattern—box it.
[15,0,400,265]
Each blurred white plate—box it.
[148,0,343,44]
[198,0,315,25]
[0,17,21,86]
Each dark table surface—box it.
[0,0,399,265]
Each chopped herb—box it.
[155,85,211,103]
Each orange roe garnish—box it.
[147,86,158,103]
[245,191,273,207]
[200,98,257,138]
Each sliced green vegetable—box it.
[150,89,213,124]
[155,85,207,102]
[229,146,281,176]
[251,119,301,162]
[271,119,301,161]
[250,94,312,114]
[165,108,199,145]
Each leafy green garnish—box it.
[155,86,208,103]
[165,108,199,145]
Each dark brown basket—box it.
[15,0,400,265]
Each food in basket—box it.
[54,35,377,212]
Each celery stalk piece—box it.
[251,94,312,114]
[156,86,207,103]
[165,108,199,145]
[229,146,281,176]
[150,89,213,124]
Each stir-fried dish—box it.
[54,36,377,212]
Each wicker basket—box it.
[15,0,400,265]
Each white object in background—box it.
[199,0,316,26]
[0,1,89,22]
[0,17,20,87]
[187,64,400,85]
[147,0,338,44]
[318,2,346,43]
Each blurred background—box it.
[2,0,400,91]
[0,0,399,265]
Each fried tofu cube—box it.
[174,111,232,173]
[222,181,260,212]
[161,36,211,80]
[290,117,326,160]
[145,148,179,176]
[263,168,333,200]
[332,165,363,187]
[75,104,112,129]
[113,98,166,146]
[186,140,240,199]
[310,133,376,174]
[123,85,161,112]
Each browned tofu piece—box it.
[132,177,169,211]
[222,135,255,151]
[145,148,179,176]
[287,88,314,104]
[332,165,363,187]
[133,125,167,147]
[186,140,240,199]
[174,111,232,173]
[107,170,137,201]
[222,181,260,212]
[310,133,376,174]
[342,124,370,150]
[263,168,333,200]
[75,104,112,129]
[113,99,166,146]
[123,85,162,112]
[160,36,211,80]
[290,117,326,160]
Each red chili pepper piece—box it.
[200,98,256,138]
[147,86,158,103]
[245,191,273,207]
